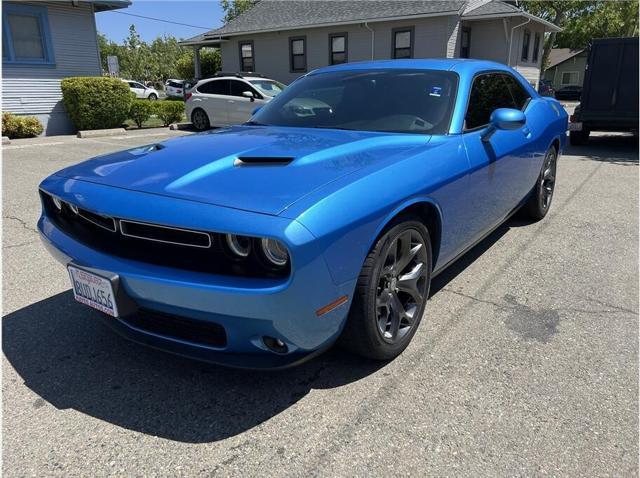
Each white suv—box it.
[122,80,159,100]
[185,73,285,130]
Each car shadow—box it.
[4,216,523,444]
[565,134,638,165]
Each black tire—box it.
[521,145,558,220]
[569,129,589,145]
[148,93,158,101]
[191,108,210,131]
[340,216,432,360]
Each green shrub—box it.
[153,101,185,126]
[129,100,154,128]
[61,77,133,130]
[2,112,44,138]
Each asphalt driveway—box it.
[2,128,638,476]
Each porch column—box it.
[194,46,202,79]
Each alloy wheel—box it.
[375,229,429,343]
[540,149,557,210]
[192,110,208,130]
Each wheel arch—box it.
[370,198,443,271]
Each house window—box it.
[392,27,414,59]
[521,29,531,61]
[2,3,55,65]
[239,41,254,72]
[289,36,306,72]
[532,32,541,63]
[329,33,347,65]
[561,71,579,85]
[460,27,471,58]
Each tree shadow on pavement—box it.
[3,293,384,443]
[566,134,639,165]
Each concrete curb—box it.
[169,122,193,131]
[77,128,127,138]
[2,136,11,145]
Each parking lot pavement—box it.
[2,131,638,476]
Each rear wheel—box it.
[522,145,557,220]
[191,108,210,131]
[340,217,432,360]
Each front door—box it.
[461,72,535,239]
[227,80,267,125]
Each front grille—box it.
[41,191,289,279]
[123,309,227,348]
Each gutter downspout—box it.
[364,22,374,60]
[507,17,530,66]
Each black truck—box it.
[568,37,639,145]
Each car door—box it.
[129,82,146,99]
[227,80,265,124]
[193,79,231,125]
[461,72,534,239]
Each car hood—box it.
[55,126,431,216]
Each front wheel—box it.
[521,145,557,220]
[191,108,211,131]
[148,93,158,101]
[340,217,432,360]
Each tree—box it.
[175,48,221,79]
[220,0,259,24]
[521,1,639,72]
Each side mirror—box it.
[482,108,526,142]
[252,106,262,115]
[242,91,255,102]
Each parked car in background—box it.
[538,79,555,98]
[165,79,186,99]
[554,85,582,101]
[122,80,159,100]
[185,72,286,130]
[38,59,567,368]
[569,37,639,145]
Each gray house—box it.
[2,1,130,136]
[182,0,559,87]
[543,48,588,90]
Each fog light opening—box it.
[263,336,288,354]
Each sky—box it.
[95,1,224,43]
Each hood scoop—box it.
[234,156,294,167]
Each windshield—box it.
[250,69,457,134]
[250,79,286,97]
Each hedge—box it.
[2,112,43,138]
[129,100,154,128]
[152,101,184,126]
[61,77,133,130]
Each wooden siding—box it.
[2,1,102,135]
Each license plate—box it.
[68,265,118,317]
[569,122,583,131]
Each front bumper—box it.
[38,176,356,369]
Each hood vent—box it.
[234,156,294,167]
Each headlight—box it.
[225,234,251,257]
[260,238,289,267]
[68,202,79,214]
[51,196,62,211]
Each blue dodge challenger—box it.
[38,59,567,368]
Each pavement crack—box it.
[4,215,38,234]
[440,288,510,310]
[3,240,37,250]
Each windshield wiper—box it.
[311,125,355,131]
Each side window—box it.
[521,29,531,61]
[197,79,230,95]
[229,80,259,98]
[465,73,516,130]
[501,74,531,110]
[128,82,138,89]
